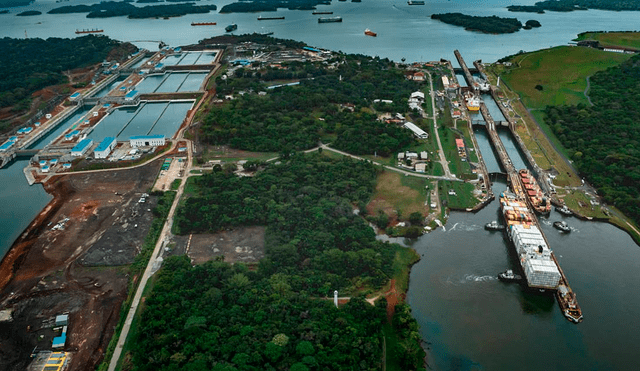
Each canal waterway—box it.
[94,76,127,98]
[87,101,193,141]
[28,108,89,150]
[407,180,640,370]
[134,72,208,93]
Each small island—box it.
[523,19,542,29]
[16,10,42,16]
[508,0,640,13]
[431,13,527,34]
[48,1,217,19]
[219,0,330,13]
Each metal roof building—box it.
[94,137,116,159]
[130,135,165,148]
[71,138,93,157]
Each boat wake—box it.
[447,222,481,232]
[445,274,497,285]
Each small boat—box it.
[498,269,522,282]
[484,220,505,231]
[312,11,333,15]
[407,0,425,4]
[75,29,104,34]
[225,23,238,32]
[191,22,216,26]
[553,221,571,233]
[364,29,377,37]
[258,16,285,20]
[555,205,573,216]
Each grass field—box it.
[438,180,478,210]
[368,171,429,220]
[576,32,640,50]
[498,46,630,109]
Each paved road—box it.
[427,72,453,178]
[320,145,459,181]
[107,140,192,371]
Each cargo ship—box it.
[191,22,216,26]
[225,23,238,32]
[75,29,103,34]
[464,92,480,112]
[318,16,342,23]
[258,16,285,20]
[500,192,561,291]
[518,169,551,214]
[408,0,425,4]
[312,11,333,14]
[364,29,377,37]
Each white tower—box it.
[334,290,338,308]
[497,76,501,87]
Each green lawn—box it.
[438,180,478,210]
[501,46,630,109]
[575,32,640,50]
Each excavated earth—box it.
[0,159,161,371]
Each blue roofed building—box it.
[71,138,94,157]
[94,137,117,159]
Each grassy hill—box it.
[498,46,630,109]
[575,31,640,50]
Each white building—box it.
[94,137,117,159]
[403,122,429,139]
[130,135,165,148]
[71,138,94,157]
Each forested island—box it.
[48,1,216,19]
[431,13,530,34]
[0,35,133,114]
[15,10,41,16]
[219,0,330,13]
[508,0,640,13]
[203,54,417,156]
[544,54,640,227]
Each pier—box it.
[454,49,478,93]
[457,51,582,323]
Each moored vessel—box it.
[75,29,103,34]
[555,205,573,216]
[191,22,216,26]
[364,29,377,37]
[318,16,342,23]
[518,169,551,214]
[258,16,285,20]
[312,11,333,14]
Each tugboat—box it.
[553,221,571,233]
[498,269,522,282]
[484,220,505,231]
[555,205,573,216]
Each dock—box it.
[457,51,582,323]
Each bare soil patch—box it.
[180,226,266,265]
[0,159,162,371]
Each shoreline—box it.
[0,177,67,295]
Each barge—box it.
[318,16,342,23]
[75,29,103,34]
[191,22,216,26]
[258,16,285,20]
